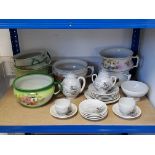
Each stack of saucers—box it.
[79,99,108,121]
[84,84,120,104]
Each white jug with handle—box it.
[92,70,116,91]
[62,73,86,99]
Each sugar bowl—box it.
[92,70,116,92]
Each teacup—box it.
[118,97,136,115]
[54,99,71,115]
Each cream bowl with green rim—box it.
[13,74,61,108]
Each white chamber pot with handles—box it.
[100,47,139,72]
[52,59,94,80]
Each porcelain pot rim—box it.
[100,47,134,59]
[13,73,55,92]
[53,59,88,72]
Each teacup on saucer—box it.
[50,103,78,119]
[112,103,141,119]
[118,97,136,116]
[54,98,71,115]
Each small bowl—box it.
[121,80,149,100]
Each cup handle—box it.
[85,66,94,78]
[110,76,117,89]
[53,81,62,95]
[78,76,86,93]
[91,74,97,83]
[132,56,139,68]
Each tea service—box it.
[11,47,148,121]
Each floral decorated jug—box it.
[62,73,86,99]
[92,70,116,91]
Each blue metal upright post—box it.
[9,29,20,55]
[130,28,140,77]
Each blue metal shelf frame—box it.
[0,125,155,134]
[0,19,154,134]
[1,19,155,29]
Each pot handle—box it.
[45,51,51,60]
[31,50,52,65]
[53,81,62,95]
[110,76,117,89]
[31,58,40,65]
[91,74,97,83]
[85,66,94,78]
[127,74,131,80]
[132,56,139,68]
[78,76,86,93]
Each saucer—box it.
[50,103,77,119]
[88,83,119,96]
[80,111,108,121]
[84,90,120,104]
[112,103,141,119]
[79,99,108,121]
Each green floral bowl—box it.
[13,74,61,108]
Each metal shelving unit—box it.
[1,19,155,28]
[0,19,155,134]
